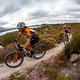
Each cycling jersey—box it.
[18,27,39,45]
[19,27,34,38]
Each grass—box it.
[44,55,73,80]
[0,25,62,50]
[0,25,62,64]
[56,73,73,80]
[0,23,80,79]
[9,74,25,80]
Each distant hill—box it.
[0,27,6,32]
[0,25,41,32]
[0,27,17,32]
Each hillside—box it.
[0,27,6,32]
[0,34,72,80]
[0,23,80,80]
[0,39,65,80]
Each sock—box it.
[30,50,34,55]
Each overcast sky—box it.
[0,0,80,28]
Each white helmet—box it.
[17,22,26,28]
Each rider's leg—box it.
[63,32,66,44]
[23,39,34,51]
[27,45,33,51]
[27,45,34,55]
[64,32,66,40]
[23,39,34,57]
[23,39,31,49]
[66,33,69,42]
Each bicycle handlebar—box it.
[13,40,23,49]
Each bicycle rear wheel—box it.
[33,43,46,59]
[4,51,24,68]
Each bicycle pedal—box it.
[27,53,33,58]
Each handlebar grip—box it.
[14,40,17,42]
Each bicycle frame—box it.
[13,41,29,58]
[13,41,46,58]
[63,32,69,44]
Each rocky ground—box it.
[8,54,80,80]
[0,42,64,80]
[1,34,78,80]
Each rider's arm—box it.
[23,28,31,49]
[16,32,22,41]
[25,28,31,39]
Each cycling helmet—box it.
[17,22,26,28]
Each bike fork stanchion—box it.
[14,51,18,62]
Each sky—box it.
[0,0,80,28]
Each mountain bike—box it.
[4,41,46,68]
[63,32,69,44]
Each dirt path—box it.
[0,34,72,80]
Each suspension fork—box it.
[14,50,19,62]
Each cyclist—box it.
[61,24,70,42]
[15,22,39,57]
[68,25,71,35]
[62,24,71,34]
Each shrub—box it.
[56,73,73,80]
[1,31,18,47]
[0,31,26,47]
[0,48,9,63]
[5,43,16,51]
[0,26,62,49]
[9,74,25,80]
[64,31,80,59]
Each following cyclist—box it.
[61,24,70,42]
[15,22,39,57]
[68,25,71,35]
[62,24,71,34]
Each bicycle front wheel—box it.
[33,44,46,59]
[4,51,24,68]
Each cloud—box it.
[74,0,80,5]
[29,10,49,19]
[0,22,8,27]
[0,0,32,17]
[0,0,80,28]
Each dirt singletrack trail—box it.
[0,34,72,80]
